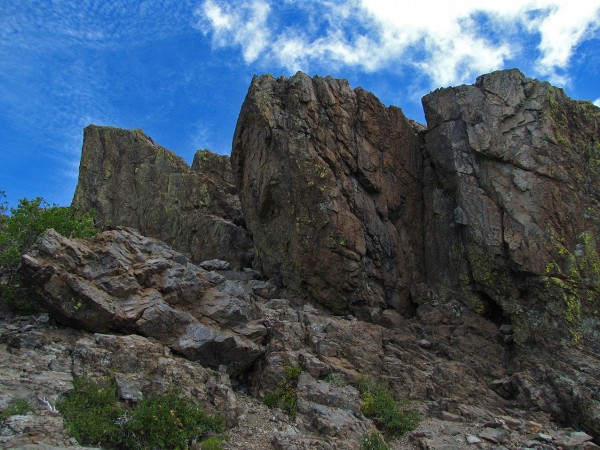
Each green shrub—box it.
[0,398,32,421]
[361,431,390,450]
[262,392,279,408]
[0,193,97,310]
[56,377,124,446]
[200,436,228,450]
[123,390,224,450]
[358,378,420,438]
[262,365,301,418]
[58,376,225,449]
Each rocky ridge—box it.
[72,126,253,269]
[2,68,599,449]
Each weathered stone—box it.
[21,227,263,374]
[0,314,239,448]
[232,72,424,315]
[72,126,253,269]
[422,68,600,349]
[466,434,482,444]
[479,427,510,444]
[200,259,231,271]
[553,430,594,448]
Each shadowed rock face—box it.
[72,125,253,269]
[232,73,425,315]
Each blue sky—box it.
[1,0,600,208]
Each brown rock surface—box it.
[72,125,253,269]
[422,68,600,347]
[421,69,600,437]
[232,69,600,438]
[232,73,424,315]
[11,68,600,446]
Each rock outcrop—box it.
[21,227,263,374]
[232,73,424,315]
[72,125,253,269]
[232,69,600,438]
[10,68,600,447]
[0,313,238,448]
[420,70,600,437]
[422,69,600,348]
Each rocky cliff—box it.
[72,126,253,269]
[7,69,600,448]
[233,69,599,345]
[231,68,600,437]
[421,69,600,350]
[232,73,424,316]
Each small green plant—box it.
[57,377,124,446]
[58,376,225,449]
[0,398,32,421]
[361,431,390,450]
[358,378,420,438]
[123,390,224,450]
[200,435,229,450]
[324,372,347,386]
[262,365,302,418]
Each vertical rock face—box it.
[231,69,600,436]
[232,73,424,315]
[233,69,599,347]
[72,125,253,269]
[422,69,600,347]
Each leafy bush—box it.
[57,376,225,449]
[361,431,390,450]
[262,365,301,418]
[123,390,224,450]
[358,378,420,438]
[56,377,124,446]
[0,398,32,421]
[0,192,96,310]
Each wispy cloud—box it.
[197,0,271,63]
[197,0,600,87]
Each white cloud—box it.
[197,0,600,87]
[197,0,271,63]
[594,98,600,107]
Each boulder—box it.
[21,227,263,374]
[72,125,253,269]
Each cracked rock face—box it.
[232,69,600,437]
[72,125,253,269]
[422,69,600,349]
[16,68,600,444]
[232,73,425,315]
[21,227,263,374]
